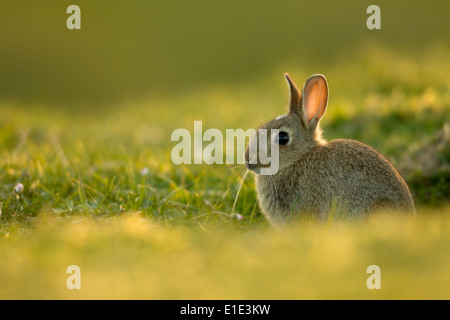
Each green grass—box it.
[1,44,450,299]
[1,213,450,299]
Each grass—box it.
[1,44,450,299]
[1,213,450,299]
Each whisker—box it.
[231,170,248,214]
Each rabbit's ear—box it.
[301,75,328,127]
[285,73,302,114]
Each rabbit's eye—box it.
[277,131,290,145]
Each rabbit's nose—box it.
[247,154,258,165]
[245,152,259,171]
[244,149,254,163]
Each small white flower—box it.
[231,213,243,220]
[14,183,24,194]
[140,167,150,176]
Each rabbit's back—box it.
[256,139,415,224]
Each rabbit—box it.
[244,73,415,226]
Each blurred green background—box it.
[1,0,449,107]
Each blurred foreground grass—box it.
[1,212,450,299]
[1,44,450,299]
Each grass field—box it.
[2,44,450,299]
[1,1,450,300]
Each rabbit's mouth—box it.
[245,161,271,174]
[244,146,280,175]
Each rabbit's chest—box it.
[256,174,311,214]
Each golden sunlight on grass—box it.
[1,209,449,300]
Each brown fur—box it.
[245,74,415,226]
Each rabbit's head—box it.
[245,74,329,175]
